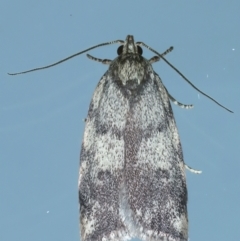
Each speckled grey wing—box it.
[123,73,188,241]
[78,73,130,241]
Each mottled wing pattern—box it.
[79,73,130,241]
[123,70,188,241]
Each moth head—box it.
[117,35,143,56]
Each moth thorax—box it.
[118,58,145,89]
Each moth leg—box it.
[185,164,202,174]
[86,54,112,64]
[166,89,194,109]
[149,56,161,64]
[149,46,173,64]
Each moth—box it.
[8,35,232,241]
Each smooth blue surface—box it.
[1,1,239,241]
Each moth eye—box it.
[137,46,143,55]
[117,45,123,55]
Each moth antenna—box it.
[8,40,124,75]
[137,42,233,113]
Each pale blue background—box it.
[1,1,239,241]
